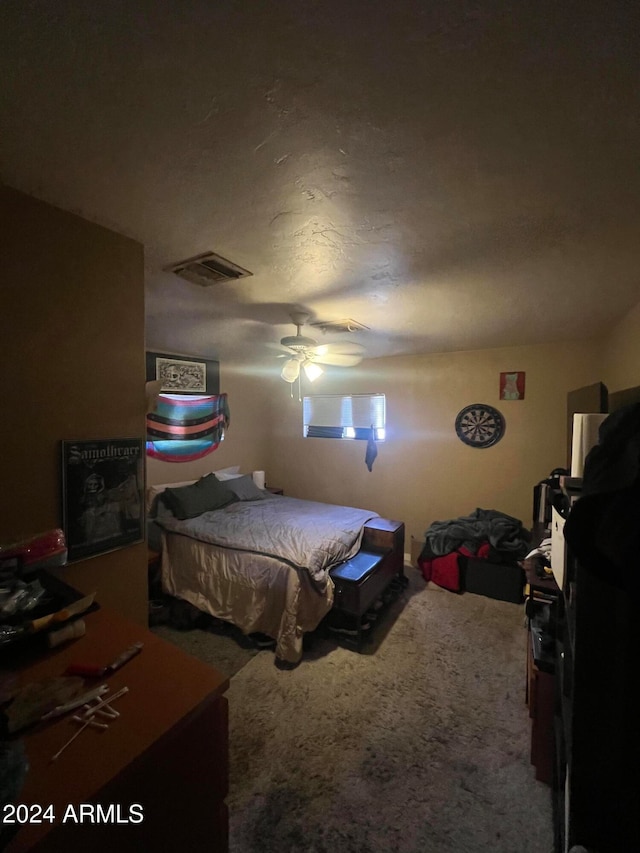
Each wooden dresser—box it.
[1,605,229,852]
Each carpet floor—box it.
[155,567,555,853]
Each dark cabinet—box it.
[527,611,555,785]
[524,557,559,788]
[554,540,637,852]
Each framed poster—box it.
[145,351,220,396]
[61,438,144,562]
[499,371,525,401]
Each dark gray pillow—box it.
[164,474,237,519]
[224,474,268,502]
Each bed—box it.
[147,471,382,663]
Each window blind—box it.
[303,394,386,440]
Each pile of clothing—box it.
[418,508,531,592]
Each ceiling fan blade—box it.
[311,352,363,367]
[280,357,301,382]
[311,343,366,357]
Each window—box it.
[303,393,386,440]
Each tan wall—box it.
[0,185,147,624]
[145,362,271,487]
[265,340,602,554]
[601,300,640,393]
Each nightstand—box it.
[265,486,283,495]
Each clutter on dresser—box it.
[49,684,129,763]
[0,528,98,654]
[0,529,68,578]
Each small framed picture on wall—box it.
[499,371,525,401]
[145,351,220,396]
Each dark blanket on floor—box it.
[423,508,530,559]
[418,509,530,592]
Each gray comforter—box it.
[158,495,379,584]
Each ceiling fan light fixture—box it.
[277,311,366,387]
[281,358,301,383]
[303,361,323,382]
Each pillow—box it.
[146,479,195,514]
[224,474,268,502]
[163,475,237,520]
[145,466,240,512]
[214,472,244,481]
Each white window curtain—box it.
[303,394,386,440]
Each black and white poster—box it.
[61,438,144,562]
[145,351,220,396]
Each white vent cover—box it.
[165,251,253,287]
[309,318,370,334]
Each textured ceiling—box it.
[1,1,638,366]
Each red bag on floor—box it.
[419,542,490,592]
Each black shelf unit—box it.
[553,548,637,852]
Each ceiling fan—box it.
[278,311,365,384]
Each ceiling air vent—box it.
[165,251,253,287]
[309,318,370,334]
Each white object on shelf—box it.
[551,508,566,591]
[570,413,607,477]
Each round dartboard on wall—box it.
[455,403,506,448]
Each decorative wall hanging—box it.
[455,404,505,448]
[499,371,525,400]
[61,438,144,562]
[146,393,230,462]
[145,351,220,395]
[145,351,225,461]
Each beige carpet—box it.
[225,568,554,853]
[151,616,260,680]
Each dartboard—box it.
[455,403,505,448]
